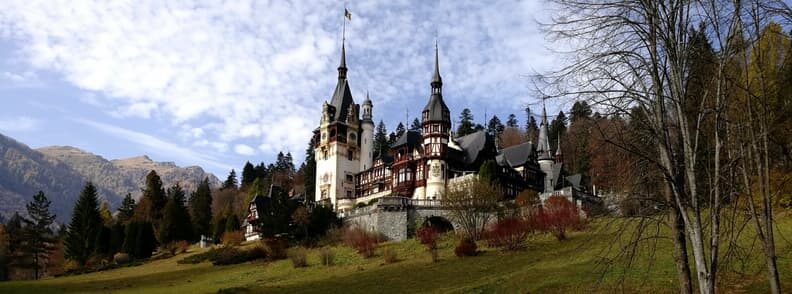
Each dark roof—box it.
[496,142,535,167]
[390,130,422,148]
[565,174,582,189]
[551,163,563,189]
[423,93,449,122]
[456,130,488,165]
[329,80,355,122]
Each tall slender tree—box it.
[116,193,136,224]
[189,177,213,240]
[241,162,256,188]
[506,114,518,128]
[456,108,476,136]
[222,169,238,190]
[159,183,193,243]
[65,182,102,266]
[23,191,56,279]
[303,138,316,201]
[373,120,389,157]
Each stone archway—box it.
[421,215,454,233]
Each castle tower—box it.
[536,105,555,193]
[314,41,361,211]
[360,92,374,170]
[421,44,451,200]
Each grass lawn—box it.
[2,216,791,293]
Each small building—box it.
[242,185,282,241]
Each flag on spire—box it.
[344,9,352,21]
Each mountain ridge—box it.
[0,133,221,223]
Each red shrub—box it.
[454,238,477,257]
[343,227,381,258]
[536,196,584,241]
[416,226,440,262]
[485,217,533,250]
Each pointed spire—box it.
[432,41,442,85]
[338,41,348,80]
[537,99,552,160]
[555,136,562,156]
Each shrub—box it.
[343,227,380,258]
[263,238,288,260]
[416,226,439,262]
[178,246,264,265]
[162,240,191,256]
[454,238,477,257]
[485,217,533,250]
[221,231,245,247]
[289,247,308,268]
[382,247,398,264]
[249,245,268,260]
[319,247,334,266]
[112,253,130,264]
[212,247,250,266]
[536,196,585,241]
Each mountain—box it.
[0,133,220,223]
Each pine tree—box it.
[457,108,476,136]
[222,169,238,190]
[189,177,213,240]
[122,222,138,255]
[0,223,9,281]
[549,111,568,151]
[133,222,156,259]
[303,137,316,201]
[373,120,389,157]
[138,171,167,223]
[506,114,518,128]
[241,161,256,188]
[570,101,592,123]
[23,191,56,279]
[525,107,539,141]
[5,213,26,276]
[212,216,227,242]
[225,214,240,233]
[410,118,421,130]
[117,193,136,224]
[159,183,193,244]
[487,115,505,137]
[394,122,406,138]
[65,182,102,266]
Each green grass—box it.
[2,216,792,293]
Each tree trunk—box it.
[669,200,693,294]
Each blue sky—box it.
[0,0,561,177]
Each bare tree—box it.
[441,177,501,241]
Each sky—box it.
[0,0,561,177]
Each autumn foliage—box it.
[342,227,380,258]
[416,226,440,262]
[535,196,584,241]
[484,217,534,250]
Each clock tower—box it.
[421,44,451,200]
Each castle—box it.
[313,41,595,214]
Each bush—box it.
[212,247,250,266]
[222,231,245,247]
[263,238,288,260]
[536,196,585,241]
[485,217,533,250]
[162,241,191,256]
[319,247,334,266]
[416,226,439,262]
[382,247,398,264]
[249,245,268,260]
[178,246,265,265]
[289,247,308,268]
[454,238,478,257]
[343,227,381,258]
[112,253,130,265]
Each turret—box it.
[360,92,374,170]
[536,104,555,193]
[421,43,451,200]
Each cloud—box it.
[234,144,255,156]
[0,0,555,162]
[0,116,39,132]
[72,117,232,171]
[0,70,40,88]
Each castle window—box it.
[346,174,353,182]
[350,133,356,141]
[348,150,354,160]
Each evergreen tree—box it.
[474,124,485,132]
[549,111,568,151]
[94,225,112,257]
[373,120,389,157]
[138,170,167,223]
[506,114,518,128]
[241,161,256,188]
[189,177,213,240]
[225,214,240,233]
[222,169,238,190]
[117,193,136,224]
[212,216,227,242]
[65,182,102,266]
[122,222,138,255]
[410,118,422,130]
[303,137,316,201]
[133,222,156,259]
[478,160,499,186]
[109,222,126,256]
[23,191,56,279]
[394,122,406,138]
[525,107,539,141]
[0,223,9,281]
[570,101,593,123]
[456,108,476,136]
[159,183,193,243]
[5,213,25,274]
[487,115,505,137]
